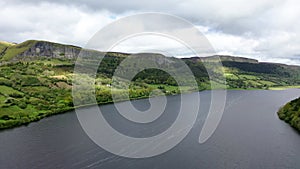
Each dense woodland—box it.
[278,97,300,132]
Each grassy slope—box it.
[0,41,15,57]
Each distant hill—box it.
[194,55,259,63]
[1,39,300,89]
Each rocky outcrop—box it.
[19,41,81,59]
[13,40,102,61]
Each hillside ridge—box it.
[1,39,295,67]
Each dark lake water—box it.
[1,90,300,169]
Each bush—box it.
[17,102,27,109]
[21,76,41,86]
[0,78,12,86]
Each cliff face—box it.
[18,41,81,59]
[0,40,103,61]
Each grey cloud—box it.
[1,0,300,65]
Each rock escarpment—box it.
[0,40,102,61]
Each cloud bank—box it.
[1,0,300,65]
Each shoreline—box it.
[1,86,300,131]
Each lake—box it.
[0,90,300,169]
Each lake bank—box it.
[1,87,300,130]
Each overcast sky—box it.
[1,0,300,65]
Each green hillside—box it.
[0,41,15,57]
[0,39,300,129]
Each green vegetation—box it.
[0,40,37,61]
[0,59,186,129]
[0,40,300,130]
[0,41,15,55]
[278,97,300,132]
